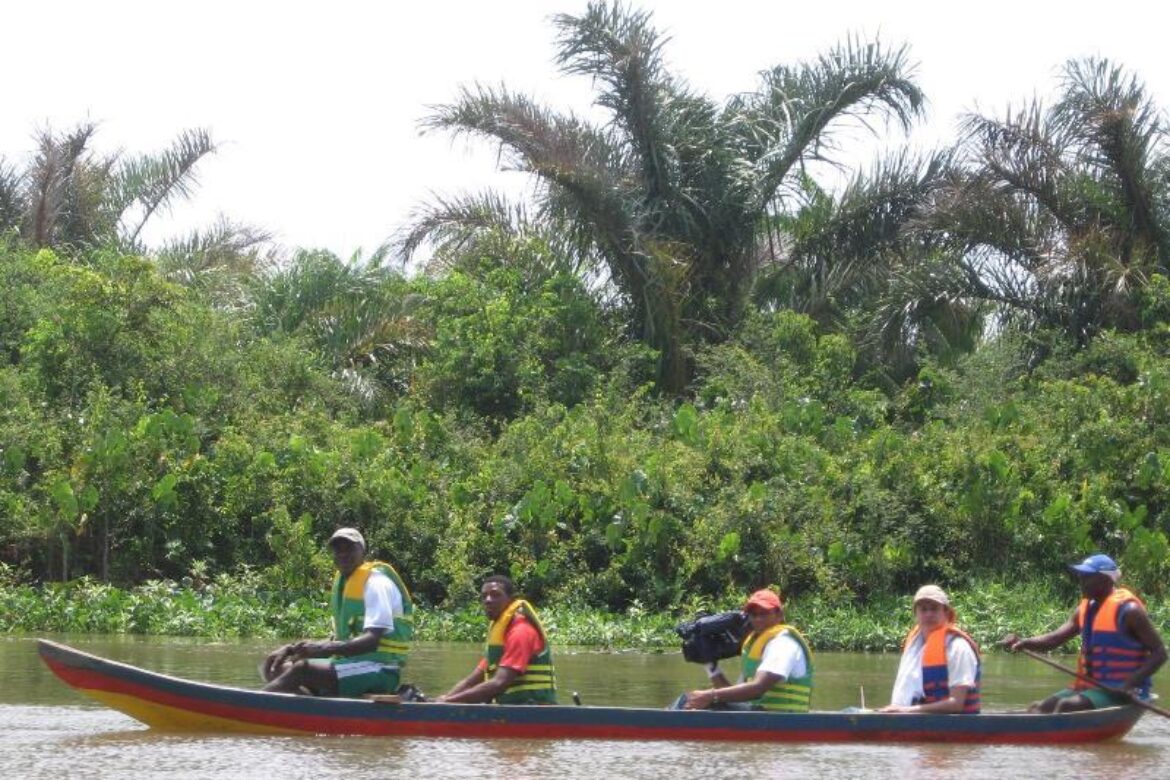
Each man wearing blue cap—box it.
[1003,553,1166,713]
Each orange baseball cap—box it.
[743,589,782,612]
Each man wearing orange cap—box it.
[880,585,981,714]
[682,588,814,712]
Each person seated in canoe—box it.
[1002,553,1167,713]
[679,588,814,712]
[436,574,557,704]
[260,527,413,698]
[880,585,981,714]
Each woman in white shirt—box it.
[880,584,982,714]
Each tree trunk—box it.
[60,531,70,582]
[101,516,109,582]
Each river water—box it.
[3,634,1167,778]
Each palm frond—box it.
[154,217,273,310]
[396,189,523,266]
[116,128,217,248]
[553,1,681,204]
[25,123,103,247]
[867,255,987,372]
[959,103,1088,230]
[310,291,429,372]
[424,83,637,246]
[0,158,22,233]
[423,82,648,293]
[1053,58,1169,261]
[744,36,925,204]
[304,272,429,404]
[424,85,609,176]
[925,166,1062,271]
[756,150,949,315]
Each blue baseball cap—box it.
[1069,553,1120,580]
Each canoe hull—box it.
[38,640,1143,743]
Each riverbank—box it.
[4,574,1166,652]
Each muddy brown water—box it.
[3,634,1167,778]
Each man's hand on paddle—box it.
[999,633,1025,652]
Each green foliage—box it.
[4,575,1164,653]
[411,240,613,423]
[0,570,327,638]
[4,159,1170,628]
[249,248,426,410]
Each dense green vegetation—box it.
[4,2,1170,645]
[7,565,1164,652]
[3,237,1169,614]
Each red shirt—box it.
[475,613,545,675]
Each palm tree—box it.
[2,123,276,311]
[752,150,985,385]
[153,217,274,312]
[755,153,940,323]
[405,1,924,393]
[0,159,22,234]
[928,57,1170,345]
[250,249,428,405]
[0,123,218,252]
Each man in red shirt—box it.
[437,575,557,704]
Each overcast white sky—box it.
[5,0,1168,258]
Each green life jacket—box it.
[330,560,413,667]
[741,623,814,712]
[483,599,556,704]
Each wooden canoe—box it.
[38,639,1144,743]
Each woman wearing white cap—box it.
[880,585,981,714]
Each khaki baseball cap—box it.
[912,584,950,606]
[328,527,365,548]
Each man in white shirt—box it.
[261,527,413,697]
[881,585,980,714]
[682,589,814,711]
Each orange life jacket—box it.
[1075,587,1152,698]
[903,624,982,713]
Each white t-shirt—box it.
[889,630,978,706]
[361,569,404,631]
[748,630,808,681]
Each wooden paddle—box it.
[1019,648,1170,719]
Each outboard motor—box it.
[674,610,749,664]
